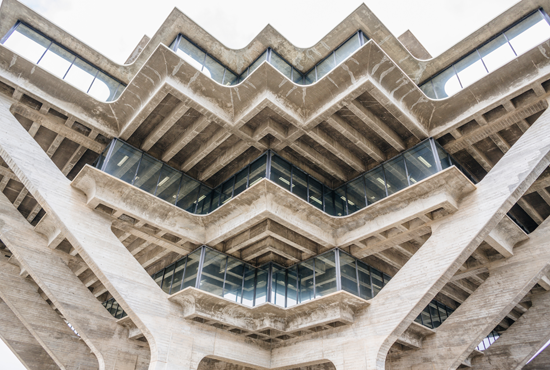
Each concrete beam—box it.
[290,139,347,181]
[307,125,365,173]
[142,101,189,151]
[0,300,59,370]
[180,125,230,171]
[161,114,209,162]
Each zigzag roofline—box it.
[0,0,540,86]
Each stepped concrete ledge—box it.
[67,165,474,251]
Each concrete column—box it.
[0,257,98,370]
[524,345,550,369]
[0,191,150,370]
[0,299,59,370]
[272,101,550,370]
[390,219,550,370]
[0,92,269,368]
[470,290,550,370]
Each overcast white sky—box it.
[4,0,550,368]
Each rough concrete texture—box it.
[0,190,150,370]
[524,345,550,369]
[471,290,550,370]
[0,299,59,370]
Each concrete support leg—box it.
[0,90,269,368]
[470,291,550,370]
[524,345,550,369]
[390,219,550,370]
[0,299,59,370]
[0,258,98,370]
[271,101,550,370]
[0,191,150,370]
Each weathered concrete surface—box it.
[470,291,550,370]
[269,101,550,369]
[0,257,98,370]
[524,345,550,369]
[389,218,550,370]
[0,191,150,370]
[0,95,271,369]
[0,299,59,370]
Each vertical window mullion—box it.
[221,256,228,298]
[195,247,206,289]
[429,138,443,172]
[179,256,188,292]
[402,155,411,187]
[503,32,517,57]
[477,49,489,74]
[86,69,100,93]
[36,41,52,65]
[452,64,463,89]
[167,263,176,294]
[355,259,360,296]
[131,152,144,186]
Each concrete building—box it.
[1,0,550,368]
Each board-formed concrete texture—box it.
[3,0,550,369]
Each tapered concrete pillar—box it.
[0,192,150,370]
[389,219,550,370]
[0,299,59,370]
[0,257,98,370]
[469,290,550,370]
[524,345,550,370]
[0,92,269,368]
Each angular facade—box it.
[1,0,550,369]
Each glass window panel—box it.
[248,154,267,187]
[194,185,211,214]
[270,52,292,79]
[112,83,124,101]
[170,258,186,294]
[305,69,317,84]
[176,37,206,71]
[334,187,347,216]
[286,267,298,308]
[308,177,323,210]
[415,315,423,324]
[115,304,124,318]
[454,51,487,89]
[383,274,392,285]
[3,24,50,63]
[335,34,360,65]
[371,268,383,296]
[223,257,245,303]
[105,300,113,311]
[220,177,235,205]
[436,143,452,169]
[237,69,248,84]
[292,68,304,84]
[383,156,409,195]
[110,302,118,316]
[315,252,337,297]
[431,67,461,99]
[420,80,436,99]
[233,167,248,197]
[155,165,181,203]
[64,58,97,93]
[209,187,221,213]
[323,188,336,216]
[153,271,164,287]
[316,53,336,80]
[339,251,358,296]
[241,267,255,307]
[199,250,226,297]
[291,168,308,200]
[357,260,373,299]
[133,154,163,194]
[271,265,287,307]
[37,43,74,79]
[298,259,315,303]
[182,248,202,289]
[202,55,225,83]
[270,154,292,190]
[421,306,433,328]
[103,141,142,184]
[248,51,267,75]
[346,177,367,213]
[161,263,175,294]
[437,302,449,324]
[223,69,238,86]
[176,178,201,212]
[429,302,442,328]
[364,167,387,204]
[404,141,438,184]
[88,71,120,102]
[478,34,517,73]
[255,265,269,305]
[506,12,550,56]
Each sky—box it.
[3,0,550,368]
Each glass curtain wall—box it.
[1,22,125,102]
[103,246,456,332]
[420,9,550,99]
[94,138,455,217]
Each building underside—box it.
[1,0,550,369]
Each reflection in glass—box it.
[316,54,336,80]
[335,34,360,65]
[272,265,286,307]
[248,51,267,76]
[298,259,315,303]
[233,167,248,197]
[200,249,226,297]
[255,265,269,305]
[383,156,409,195]
[286,267,298,307]
[364,167,387,204]
[248,155,267,187]
[404,141,437,184]
[340,252,358,295]
[170,258,186,293]
[220,177,235,205]
[308,177,324,210]
[176,180,200,212]
[242,267,256,307]
[133,154,163,195]
[270,52,292,79]
[315,252,337,297]
[357,260,373,299]
[182,248,201,289]
[270,154,292,190]
[176,37,206,71]
[292,168,308,199]
[161,264,175,294]
[224,257,245,302]
[103,140,142,184]
[346,177,367,213]
[203,55,224,82]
